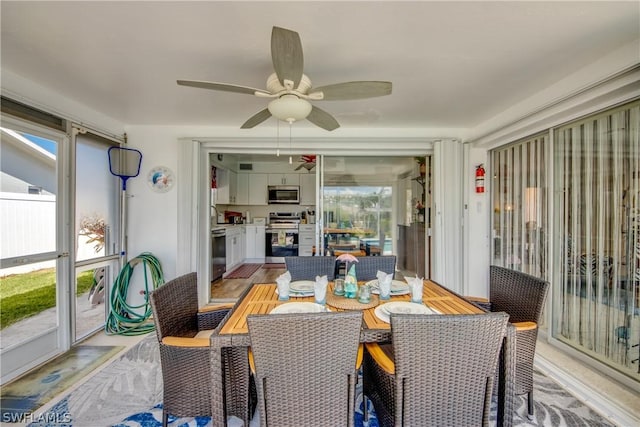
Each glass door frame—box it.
[316,153,431,277]
[0,115,71,384]
[186,138,445,306]
[70,127,123,343]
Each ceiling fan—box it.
[177,26,392,131]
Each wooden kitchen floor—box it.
[210,264,286,301]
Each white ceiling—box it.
[1,1,638,133]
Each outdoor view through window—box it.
[323,186,392,255]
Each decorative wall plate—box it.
[147,166,174,192]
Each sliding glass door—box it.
[0,118,68,383]
[553,100,639,379]
[0,111,123,384]
[491,134,548,279]
[73,131,121,341]
[319,155,430,278]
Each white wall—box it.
[123,127,186,280]
[463,145,491,297]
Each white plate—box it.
[366,279,410,295]
[270,302,329,314]
[374,302,439,323]
[289,280,315,292]
[275,289,314,298]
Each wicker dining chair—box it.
[247,311,363,427]
[352,255,396,281]
[363,312,510,427]
[150,272,233,427]
[469,266,549,418]
[284,255,336,281]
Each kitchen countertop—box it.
[212,223,267,230]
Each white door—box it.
[0,117,69,384]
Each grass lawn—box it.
[0,269,94,329]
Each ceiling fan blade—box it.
[241,109,272,129]
[310,81,392,100]
[306,106,340,131]
[271,26,304,89]
[177,80,270,96]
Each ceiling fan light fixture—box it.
[268,94,312,123]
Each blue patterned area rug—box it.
[25,334,613,427]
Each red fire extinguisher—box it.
[475,164,485,193]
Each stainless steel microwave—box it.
[268,185,300,204]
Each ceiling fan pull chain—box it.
[289,122,293,165]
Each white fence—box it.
[1,192,55,276]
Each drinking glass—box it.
[276,280,290,301]
[410,281,423,304]
[333,278,345,296]
[357,284,371,304]
[314,281,327,306]
[378,279,391,300]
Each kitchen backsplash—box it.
[215,204,315,223]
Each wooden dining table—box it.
[209,280,516,427]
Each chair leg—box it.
[527,390,534,419]
[162,408,169,427]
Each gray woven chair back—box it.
[285,256,336,281]
[489,266,549,324]
[247,311,362,427]
[149,272,199,341]
[391,312,509,426]
[353,255,396,281]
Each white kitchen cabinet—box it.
[235,173,268,205]
[215,168,238,205]
[228,170,237,204]
[236,173,249,205]
[298,224,316,257]
[299,173,316,205]
[225,226,244,271]
[268,173,300,186]
[245,225,266,261]
[235,226,245,265]
[215,168,230,204]
[249,173,268,205]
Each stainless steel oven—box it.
[265,212,300,263]
[265,227,299,263]
[211,228,226,282]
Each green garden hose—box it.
[105,252,164,335]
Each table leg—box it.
[497,324,515,427]
[210,340,254,426]
[210,334,226,427]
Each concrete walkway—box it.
[0,292,105,350]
